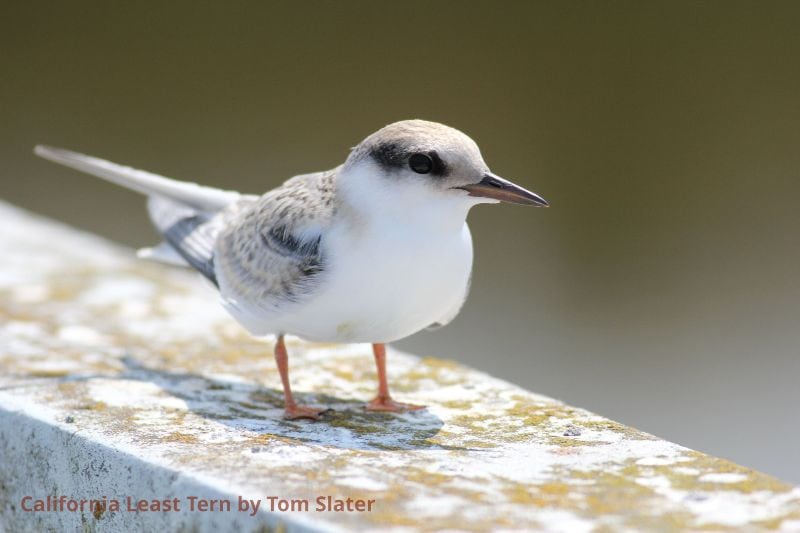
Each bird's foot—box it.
[283,405,330,420]
[365,396,426,413]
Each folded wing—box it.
[213,169,338,333]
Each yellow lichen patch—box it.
[445,408,554,447]
[425,429,459,446]
[576,419,659,441]
[507,482,573,508]
[445,413,501,446]
[505,396,585,430]
[394,357,467,392]
[669,452,794,494]
[315,354,373,386]
[418,357,460,370]
[622,512,705,532]
[397,465,458,488]
[539,482,572,497]
[163,432,199,444]
[246,434,302,447]
[42,283,82,303]
[449,412,492,427]
[459,439,498,449]
[543,467,706,530]
[439,399,473,410]
[549,458,800,531]
[547,436,608,448]
[78,401,108,411]
[26,368,72,378]
[218,348,262,366]
[581,472,659,515]
[505,484,538,505]
[331,367,356,382]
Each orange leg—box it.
[365,343,425,412]
[274,335,327,420]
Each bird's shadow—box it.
[114,356,464,452]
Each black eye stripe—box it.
[428,151,448,176]
[370,142,405,169]
[368,142,450,177]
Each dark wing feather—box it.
[147,196,219,286]
[261,225,322,258]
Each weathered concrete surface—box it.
[1,199,799,532]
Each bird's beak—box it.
[455,173,549,206]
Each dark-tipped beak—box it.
[455,173,549,206]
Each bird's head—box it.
[341,120,548,216]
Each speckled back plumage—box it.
[214,168,339,317]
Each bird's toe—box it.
[283,405,330,420]
[365,396,426,413]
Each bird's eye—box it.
[409,153,433,174]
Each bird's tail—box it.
[34,145,244,285]
[33,145,240,212]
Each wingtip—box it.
[34,145,84,164]
[34,144,61,159]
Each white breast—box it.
[273,216,473,343]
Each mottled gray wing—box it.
[147,195,257,287]
[214,168,338,315]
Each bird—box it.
[34,119,548,420]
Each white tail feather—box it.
[137,242,189,267]
[34,145,239,212]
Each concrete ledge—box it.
[1,200,799,532]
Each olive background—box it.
[2,2,799,482]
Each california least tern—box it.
[35,119,548,419]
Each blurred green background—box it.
[2,1,799,482]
